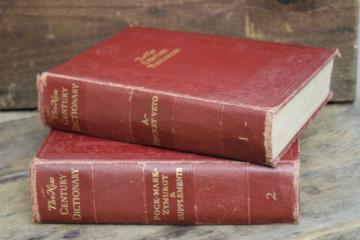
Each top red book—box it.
[37,27,338,166]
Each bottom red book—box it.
[31,131,300,224]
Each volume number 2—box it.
[266,192,277,201]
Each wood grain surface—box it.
[0,100,359,239]
[0,0,358,109]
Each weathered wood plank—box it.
[0,100,359,239]
[0,111,37,124]
[0,0,358,109]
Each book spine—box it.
[31,158,299,224]
[37,73,271,165]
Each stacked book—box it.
[31,27,338,224]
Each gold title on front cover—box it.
[134,48,181,68]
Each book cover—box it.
[37,27,337,166]
[31,131,300,224]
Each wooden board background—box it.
[0,0,358,109]
[0,100,360,239]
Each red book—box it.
[37,27,338,166]
[31,131,300,224]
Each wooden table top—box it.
[0,101,359,240]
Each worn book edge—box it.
[30,157,40,223]
[293,158,300,224]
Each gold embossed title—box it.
[134,48,181,68]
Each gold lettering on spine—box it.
[152,169,161,221]
[161,175,170,216]
[70,83,81,132]
[151,96,160,146]
[60,87,69,126]
[150,167,187,222]
[141,96,161,145]
[46,177,57,211]
[59,174,69,215]
[50,89,59,121]
[176,167,185,221]
[50,82,80,131]
[71,168,82,220]
[48,168,82,220]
